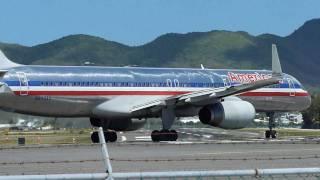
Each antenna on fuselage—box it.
[272,44,283,76]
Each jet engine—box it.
[198,100,255,129]
[90,117,146,131]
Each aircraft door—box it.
[221,75,231,87]
[287,78,296,97]
[166,79,172,90]
[173,79,179,88]
[17,72,29,96]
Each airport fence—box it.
[1,168,320,179]
[0,127,320,180]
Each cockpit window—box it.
[288,76,302,89]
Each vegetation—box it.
[242,128,320,137]
[0,129,92,145]
[302,94,320,129]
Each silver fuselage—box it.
[0,66,311,118]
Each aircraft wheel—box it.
[265,130,271,139]
[170,130,178,141]
[109,131,117,142]
[160,129,170,141]
[271,130,277,139]
[151,130,160,142]
[151,129,178,142]
[91,132,99,143]
[104,131,117,143]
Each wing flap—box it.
[131,99,165,112]
[131,76,280,113]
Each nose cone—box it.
[305,93,312,109]
[294,91,312,112]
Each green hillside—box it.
[0,19,320,86]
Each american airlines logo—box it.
[228,72,272,83]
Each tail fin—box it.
[0,50,21,69]
[272,44,282,76]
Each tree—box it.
[302,94,320,129]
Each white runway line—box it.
[183,148,320,156]
[135,136,151,141]
[121,136,127,142]
[203,135,212,138]
[167,141,194,144]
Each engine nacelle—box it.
[198,100,255,129]
[90,117,146,131]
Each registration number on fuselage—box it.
[35,96,52,101]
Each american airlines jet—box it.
[0,45,311,142]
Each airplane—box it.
[0,44,311,142]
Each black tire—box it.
[109,131,117,142]
[170,130,178,141]
[103,132,110,142]
[271,130,277,139]
[160,129,170,141]
[265,130,271,139]
[151,130,160,142]
[91,132,99,143]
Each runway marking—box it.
[167,141,195,144]
[135,136,151,139]
[183,148,320,156]
[121,136,127,142]
[203,134,212,138]
[179,131,213,139]
[135,136,151,141]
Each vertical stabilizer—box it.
[272,44,282,75]
[0,50,20,69]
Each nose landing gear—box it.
[265,129,277,139]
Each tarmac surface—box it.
[0,128,320,175]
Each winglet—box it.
[272,44,282,75]
[0,50,21,69]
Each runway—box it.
[0,128,319,175]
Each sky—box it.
[0,0,320,46]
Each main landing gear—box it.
[91,130,117,143]
[265,112,277,139]
[151,107,178,142]
[90,118,117,143]
[151,130,178,142]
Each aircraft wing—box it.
[131,44,283,114]
[178,76,280,104]
[130,76,280,113]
